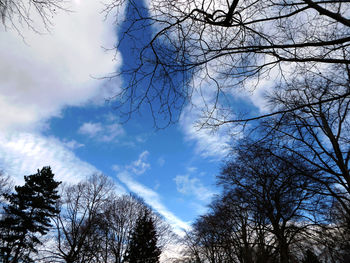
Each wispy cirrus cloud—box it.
[78,122,103,137]
[178,68,238,159]
[114,151,190,235]
[117,170,190,235]
[157,157,165,167]
[174,174,215,202]
[126,151,150,175]
[62,139,85,150]
[0,132,98,185]
[179,104,233,159]
[0,131,128,195]
[0,0,128,194]
[78,122,125,142]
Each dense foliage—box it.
[125,210,161,263]
[0,167,61,263]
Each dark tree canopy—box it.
[0,166,61,263]
[302,249,321,263]
[189,191,276,263]
[184,140,333,263]
[218,142,322,263]
[124,210,161,263]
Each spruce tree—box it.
[302,249,321,263]
[0,166,61,263]
[124,210,161,263]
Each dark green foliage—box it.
[302,249,321,263]
[0,166,61,263]
[125,210,161,263]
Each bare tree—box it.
[261,77,350,217]
[105,0,350,127]
[218,141,322,263]
[46,174,115,263]
[100,194,148,263]
[0,0,67,32]
[0,171,12,206]
[186,191,275,263]
[94,193,173,263]
[309,198,350,263]
[41,175,174,263]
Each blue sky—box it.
[0,0,264,234]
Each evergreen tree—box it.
[302,249,321,263]
[0,166,61,263]
[124,210,161,263]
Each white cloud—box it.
[186,166,197,173]
[63,139,85,150]
[0,132,99,185]
[103,112,119,123]
[233,56,287,114]
[100,123,125,142]
[78,122,103,137]
[157,157,165,167]
[113,151,190,235]
[0,0,127,188]
[78,122,125,142]
[174,174,214,202]
[0,0,123,133]
[136,135,148,143]
[154,180,160,190]
[117,170,190,235]
[180,105,234,159]
[126,150,150,175]
[0,131,127,195]
[111,164,121,172]
[177,66,241,159]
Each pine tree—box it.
[0,166,61,263]
[124,210,161,263]
[302,249,321,263]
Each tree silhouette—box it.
[302,249,321,263]
[0,171,12,206]
[124,210,161,263]
[188,191,275,263]
[104,0,350,128]
[218,141,322,263]
[50,174,115,263]
[0,0,66,33]
[262,79,350,218]
[0,166,61,263]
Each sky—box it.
[0,0,263,235]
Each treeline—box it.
[181,141,349,263]
[181,82,350,263]
[1,81,350,263]
[0,167,169,263]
